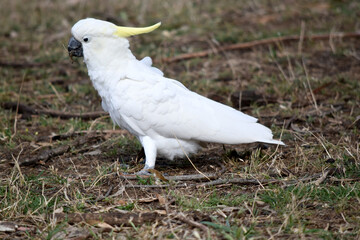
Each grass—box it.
[174,189,250,211]
[203,220,256,240]
[260,183,360,212]
[0,0,359,239]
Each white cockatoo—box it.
[68,18,284,173]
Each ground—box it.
[0,0,359,239]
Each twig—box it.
[19,134,100,166]
[329,177,360,182]
[124,183,174,188]
[0,61,72,69]
[162,32,360,63]
[49,129,127,141]
[123,172,328,189]
[308,131,332,159]
[20,145,70,166]
[176,213,209,233]
[55,211,165,226]
[167,173,220,181]
[174,134,211,181]
[280,173,323,187]
[313,169,331,186]
[11,73,25,141]
[170,163,226,181]
[93,185,114,202]
[312,82,333,94]
[302,58,319,112]
[298,21,306,55]
[194,178,275,187]
[0,61,47,68]
[1,102,108,120]
[119,163,226,181]
[12,148,25,184]
[49,82,66,104]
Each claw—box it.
[135,169,151,176]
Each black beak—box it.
[68,36,83,58]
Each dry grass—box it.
[0,0,360,239]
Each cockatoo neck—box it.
[83,37,136,95]
[83,37,135,74]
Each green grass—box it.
[203,220,256,240]
[260,183,360,212]
[0,173,61,217]
[116,202,135,211]
[175,189,250,211]
[136,176,154,185]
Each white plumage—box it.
[68,18,284,172]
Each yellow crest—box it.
[114,22,161,37]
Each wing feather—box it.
[107,59,281,145]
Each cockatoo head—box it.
[68,18,161,66]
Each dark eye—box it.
[83,37,89,42]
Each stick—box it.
[124,183,175,188]
[313,169,331,186]
[93,185,114,202]
[50,129,127,141]
[167,173,221,181]
[123,178,273,188]
[1,102,108,120]
[119,163,226,182]
[11,73,25,140]
[20,145,70,166]
[0,61,47,68]
[55,212,165,226]
[19,134,101,166]
[163,32,360,63]
[195,178,271,187]
[0,61,72,69]
[176,213,209,233]
[123,172,329,189]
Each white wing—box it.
[139,56,164,76]
[109,59,283,145]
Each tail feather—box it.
[205,122,284,145]
[251,123,285,145]
[260,139,285,145]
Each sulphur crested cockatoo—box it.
[68,18,284,173]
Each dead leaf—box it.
[219,206,242,213]
[83,149,102,156]
[17,226,34,232]
[86,219,102,225]
[52,226,90,240]
[110,186,125,198]
[154,210,167,215]
[115,199,127,205]
[0,221,17,232]
[309,2,330,13]
[256,14,278,25]
[147,169,169,182]
[54,207,64,214]
[156,194,166,205]
[256,200,265,206]
[193,230,202,240]
[138,197,158,203]
[291,123,306,133]
[36,142,53,147]
[96,222,114,229]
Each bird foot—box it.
[135,169,152,176]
